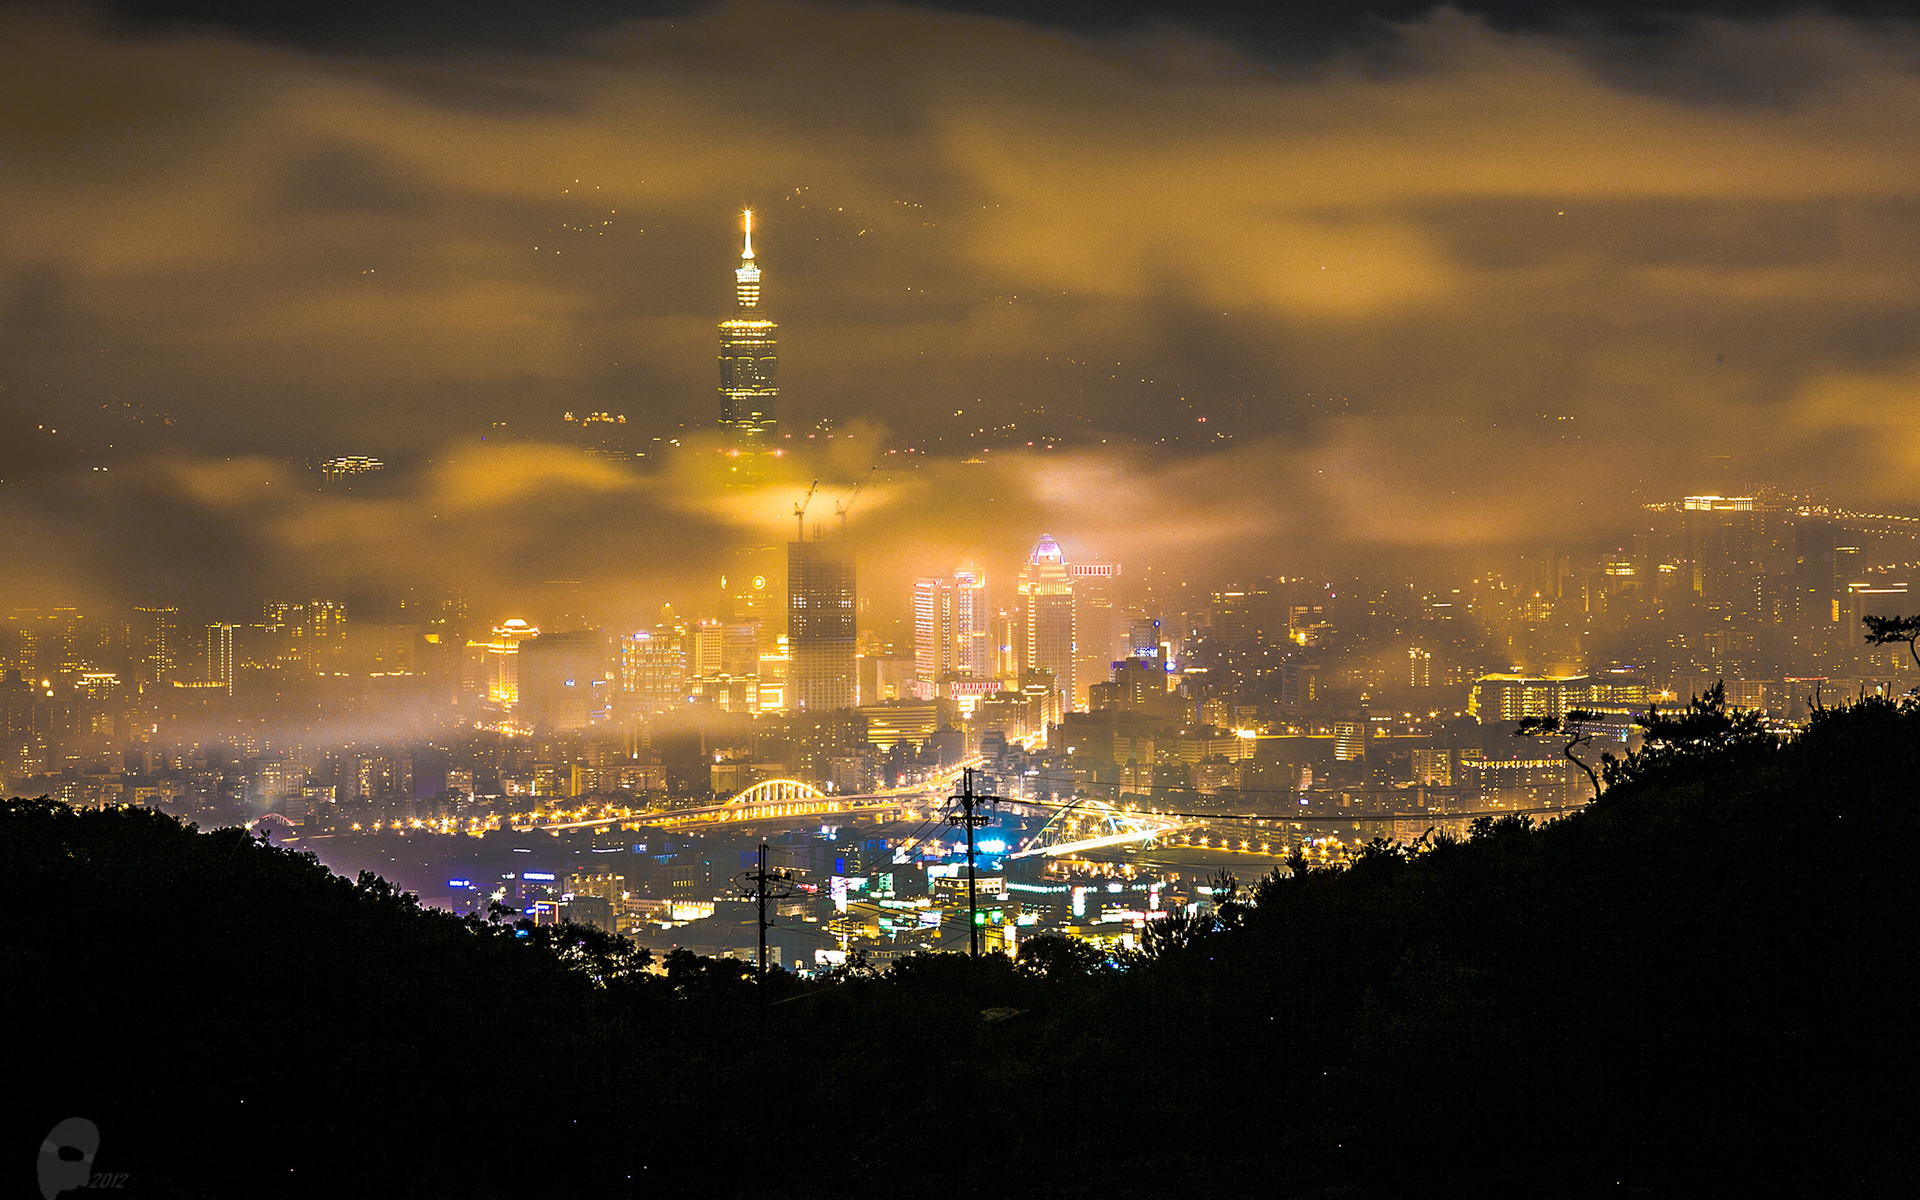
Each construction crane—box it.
[793,479,818,541]
[834,466,878,530]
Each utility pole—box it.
[947,767,1000,957]
[736,842,794,980]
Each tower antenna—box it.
[742,208,754,259]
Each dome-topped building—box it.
[1018,534,1075,709]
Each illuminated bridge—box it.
[728,778,828,808]
[514,781,932,834]
[1008,799,1183,859]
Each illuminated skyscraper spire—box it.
[735,208,762,309]
[719,209,777,446]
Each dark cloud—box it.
[6,1,1920,630]
[81,0,1920,60]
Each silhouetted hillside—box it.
[7,697,1916,1197]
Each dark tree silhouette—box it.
[10,693,1917,1200]
[1015,933,1110,978]
[663,946,754,992]
[1604,681,1773,787]
[1119,905,1212,964]
[1515,708,1604,799]
[1863,613,1920,674]
[1207,869,1246,929]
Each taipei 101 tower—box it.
[717,210,779,447]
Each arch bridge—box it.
[719,778,845,822]
[728,779,829,807]
[514,780,922,832]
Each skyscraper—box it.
[718,209,778,448]
[480,618,539,706]
[954,570,987,676]
[1018,535,1075,711]
[618,628,685,717]
[913,569,988,690]
[1070,560,1122,711]
[686,617,760,713]
[913,578,949,685]
[205,623,235,695]
[265,599,345,675]
[789,535,856,712]
[131,606,179,690]
[517,629,613,733]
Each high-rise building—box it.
[20,607,90,678]
[264,599,345,674]
[1018,535,1075,712]
[517,629,612,732]
[721,618,756,683]
[1280,662,1321,709]
[1408,647,1432,688]
[3,611,42,678]
[131,606,179,690]
[954,570,987,675]
[619,628,685,716]
[913,569,989,689]
[1213,586,1282,694]
[1467,674,1609,723]
[988,604,1018,679]
[789,536,856,712]
[1070,560,1122,711]
[205,623,236,695]
[912,578,949,684]
[718,210,778,448]
[0,669,41,776]
[723,566,781,629]
[1127,618,1163,659]
[758,635,790,713]
[305,600,346,670]
[689,619,727,680]
[1679,495,1796,624]
[686,618,761,713]
[479,619,539,706]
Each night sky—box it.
[6,0,1920,624]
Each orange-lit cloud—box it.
[6,2,1920,624]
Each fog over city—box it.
[7,1,1920,625]
[12,5,1920,1197]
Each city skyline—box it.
[12,14,1920,1199]
[8,7,1917,1197]
[10,0,1920,945]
